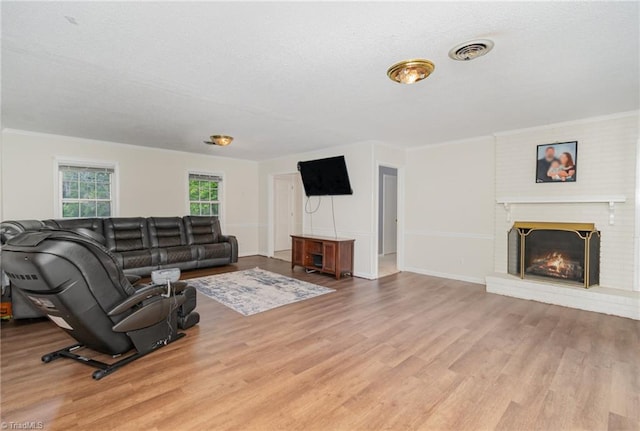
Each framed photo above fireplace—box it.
[536,141,578,183]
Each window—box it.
[189,173,222,217]
[58,164,115,218]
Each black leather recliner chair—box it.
[2,228,199,379]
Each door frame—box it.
[382,173,398,255]
[274,176,295,251]
[635,135,640,292]
[267,172,303,258]
[374,162,405,278]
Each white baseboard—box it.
[354,271,377,280]
[486,273,640,320]
[239,251,260,258]
[404,267,485,285]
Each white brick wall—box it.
[493,112,639,291]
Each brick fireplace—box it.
[487,113,637,319]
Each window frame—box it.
[187,170,224,225]
[54,158,119,219]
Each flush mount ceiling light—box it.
[448,39,494,61]
[387,59,435,84]
[203,135,233,146]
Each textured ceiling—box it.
[2,1,638,160]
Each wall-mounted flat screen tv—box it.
[297,155,353,196]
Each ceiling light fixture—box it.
[204,135,233,146]
[387,59,435,84]
[448,39,494,61]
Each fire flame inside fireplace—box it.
[526,251,583,281]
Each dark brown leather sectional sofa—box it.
[1,216,238,276]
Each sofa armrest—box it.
[219,235,238,263]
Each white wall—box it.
[3,112,637,289]
[1,129,260,256]
[403,136,496,283]
[493,112,639,291]
[1,129,401,279]
[258,141,379,278]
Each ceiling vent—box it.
[448,39,494,61]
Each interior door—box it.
[382,174,398,255]
[274,177,293,251]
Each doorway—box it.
[273,173,303,262]
[378,166,399,277]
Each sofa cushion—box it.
[44,218,106,244]
[119,249,156,269]
[103,218,150,252]
[183,216,221,245]
[44,218,104,234]
[148,217,187,248]
[197,242,231,260]
[156,246,198,272]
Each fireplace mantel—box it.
[497,195,626,224]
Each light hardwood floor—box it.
[1,256,639,430]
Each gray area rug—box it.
[188,267,335,316]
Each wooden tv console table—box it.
[291,235,354,280]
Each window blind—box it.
[59,165,115,174]
[189,173,222,182]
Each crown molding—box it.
[493,110,639,137]
[1,128,258,164]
